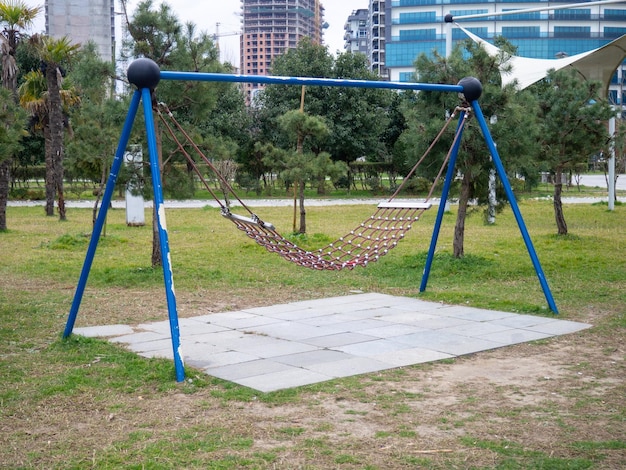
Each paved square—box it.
[74,293,591,393]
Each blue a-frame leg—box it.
[63,77,185,381]
[419,84,558,314]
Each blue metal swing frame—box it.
[63,59,558,382]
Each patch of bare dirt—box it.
[2,285,625,469]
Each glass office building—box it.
[385,0,626,104]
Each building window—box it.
[502,26,541,38]
[604,27,626,38]
[399,72,416,82]
[399,29,437,41]
[398,11,436,24]
[554,9,591,20]
[554,26,591,38]
[450,9,488,18]
[604,9,626,21]
[502,9,541,21]
[452,27,487,40]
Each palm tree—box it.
[33,34,80,219]
[19,65,80,219]
[0,0,42,230]
[18,68,48,203]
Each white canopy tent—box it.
[456,25,626,94]
[450,18,625,209]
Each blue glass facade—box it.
[385,0,626,85]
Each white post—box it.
[608,116,616,211]
[488,167,496,224]
[445,21,452,58]
[124,145,145,226]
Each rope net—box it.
[157,103,470,271]
[223,201,431,271]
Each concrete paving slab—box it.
[250,322,343,342]
[335,338,413,357]
[477,329,552,345]
[299,313,360,327]
[140,348,173,359]
[108,331,166,345]
[74,293,592,392]
[273,349,353,368]
[358,324,426,339]
[74,324,134,337]
[438,322,514,337]
[237,368,333,393]
[206,359,293,381]
[199,351,260,368]
[438,308,518,322]
[392,330,507,355]
[302,332,379,348]
[393,300,448,312]
[415,316,479,330]
[199,314,281,330]
[179,341,230,357]
[329,318,397,333]
[379,312,441,325]
[491,314,557,329]
[372,347,454,367]
[523,319,592,335]
[127,339,173,354]
[306,356,393,378]
[245,339,318,358]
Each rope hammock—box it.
[157,104,471,270]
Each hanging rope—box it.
[157,104,471,270]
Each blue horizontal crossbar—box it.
[160,71,464,94]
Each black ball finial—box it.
[458,77,482,102]
[444,14,454,23]
[127,58,161,90]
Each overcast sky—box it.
[23,0,369,66]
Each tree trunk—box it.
[553,168,568,235]
[1,32,19,230]
[55,149,66,221]
[0,159,10,231]
[151,208,161,267]
[46,64,66,220]
[453,172,472,258]
[296,130,306,233]
[44,124,55,216]
[298,179,306,234]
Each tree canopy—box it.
[532,68,614,235]
[259,39,394,165]
[400,38,540,257]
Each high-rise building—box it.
[241,0,325,102]
[369,0,387,79]
[342,2,388,79]
[45,0,115,62]
[344,9,369,55]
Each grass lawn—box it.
[0,199,624,468]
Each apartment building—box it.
[241,0,325,102]
[45,0,115,62]
[369,0,387,78]
[344,9,369,55]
